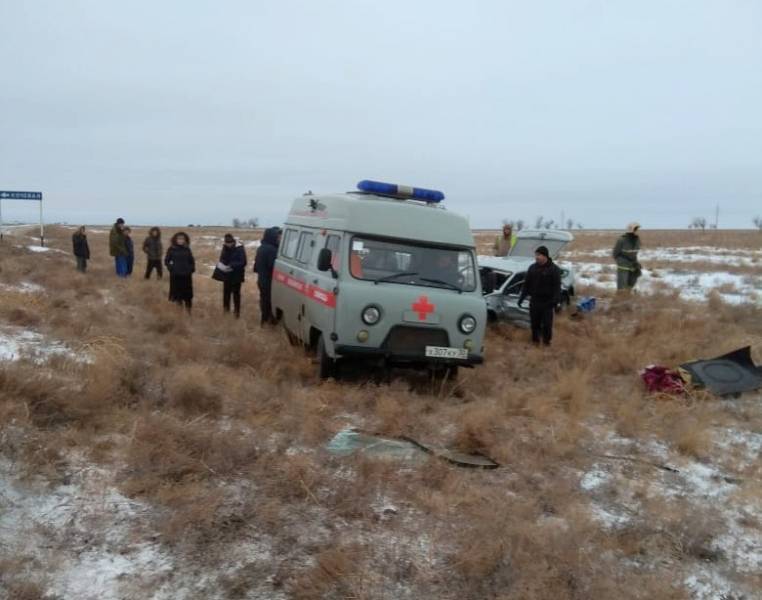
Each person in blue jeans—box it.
[124,227,135,276]
[109,218,129,277]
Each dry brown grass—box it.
[1,225,760,598]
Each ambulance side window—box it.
[325,234,341,270]
[281,229,299,259]
[296,231,314,264]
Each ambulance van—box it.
[272,180,487,378]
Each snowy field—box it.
[567,246,762,305]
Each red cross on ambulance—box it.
[404,295,440,324]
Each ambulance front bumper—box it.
[334,345,484,367]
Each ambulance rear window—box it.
[281,229,299,258]
[297,231,314,263]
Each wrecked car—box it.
[479,229,575,325]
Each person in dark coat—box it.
[124,227,135,276]
[164,232,195,312]
[253,227,281,326]
[216,233,247,317]
[109,218,129,277]
[142,226,163,279]
[72,226,90,272]
[518,245,562,346]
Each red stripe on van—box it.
[274,269,336,308]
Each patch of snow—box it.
[683,570,742,600]
[0,459,175,600]
[580,466,610,491]
[712,428,762,471]
[590,504,631,529]
[27,244,50,252]
[0,326,85,363]
[0,281,44,294]
[569,246,762,266]
[574,261,760,305]
[585,426,762,599]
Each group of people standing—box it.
[71,220,283,324]
[492,221,642,347]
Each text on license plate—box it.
[425,346,468,360]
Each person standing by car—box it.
[518,245,561,346]
[216,233,247,317]
[109,218,129,277]
[72,226,90,273]
[124,227,135,276]
[253,227,280,326]
[613,223,642,292]
[493,223,517,257]
[165,232,195,312]
[142,226,163,279]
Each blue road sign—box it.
[0,191,42,200]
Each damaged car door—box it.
[483,269,531,326]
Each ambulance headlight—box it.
[459,314,477,334]
[361,305,381,325]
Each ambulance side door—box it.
[274,227,301,334]
[306,232,340,346]
[292,229,317,342]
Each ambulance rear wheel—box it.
[317,334,336,380]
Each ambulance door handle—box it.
[312,279,318,284]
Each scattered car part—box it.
[326,428,499,469]
[680,346,762,397]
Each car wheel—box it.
[317,333,336,380]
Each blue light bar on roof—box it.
[357,180,445,203]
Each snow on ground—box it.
[0,457,174,600]
[580,423,762,600]
[0,326,84,363]
[573,261,761,304]
[25,244,67,255]
[0,454,283,600]
[568,246,762,266]
[0,281,44,294]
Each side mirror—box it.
[317,247,333,272]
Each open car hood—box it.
[509,229,573,259]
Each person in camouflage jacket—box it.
[613,223,642,291]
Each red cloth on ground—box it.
[640,365,686,394]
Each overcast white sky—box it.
[1,1,761,229]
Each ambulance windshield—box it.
[350,236,477,292]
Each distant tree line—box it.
[232,218,259,229]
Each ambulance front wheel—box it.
[317,334,336,380]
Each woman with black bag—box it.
[214,233,247,317]
[164,232,195,313]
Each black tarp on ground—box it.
[680,346,762,397]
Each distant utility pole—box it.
[714,204,719,229]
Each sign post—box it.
[0,191,44,246]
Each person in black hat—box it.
[216,233,247,317]
[518,245,562,345]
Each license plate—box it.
[425,346,468,360]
